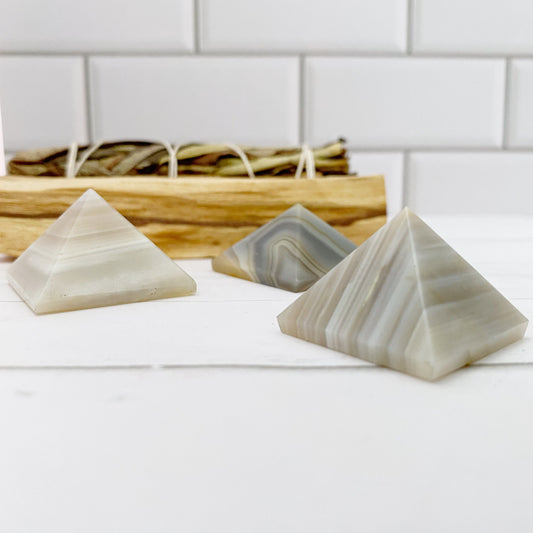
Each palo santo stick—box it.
[0,175,386,258]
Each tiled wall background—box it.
[1,0,533,215]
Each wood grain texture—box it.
[0,175,386,257]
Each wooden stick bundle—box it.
[8,139,349,178]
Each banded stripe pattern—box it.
[8,189,196,314]
[278,208,528,380]
[212,204,356,292]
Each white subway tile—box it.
[0,56,88,152]
[306,58,505,148]
[407,152,533,215]
[200,0,407,52]
[349,152,404,217]
[0,0,193,52]
[90,57,299,145]
[413,0,533,54]
[508,60,533,147]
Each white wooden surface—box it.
[0,215,532,532]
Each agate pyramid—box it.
[212,204,356,292]
[278,207,528,380]
[8,189,196,314]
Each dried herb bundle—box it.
[8,139,351,178]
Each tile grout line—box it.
[82,55,94,144]
[502,57,512,148]
[402,150,410,207]
[298,54,305,144]
[3,50,533,59]
[6,145,533,155]
[347,146,533,153]
[406,0,414,54]
[0,362,531,372]
[193,0,201,53]
[6,146,533,155]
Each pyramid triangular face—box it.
[8,189,196,313]
[212,204,356,292]
[278,207,528,380]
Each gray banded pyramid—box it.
[212,204,357,292]
[278,207,528,380]
[8,189,196,314]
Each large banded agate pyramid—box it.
[8,189,196,314]
[212,204,356,292]
[278,207,528,380]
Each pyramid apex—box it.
[398,206,415,216]
[404,206,421,217]
[393,206,426,227]
[284,203,306,215]
[80,188,103,200]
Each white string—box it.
[170,144,180,178]
[294,145,306,179]
[65,142,78,178]
[64,140,316,180]
[224,142,255,179]
[294,144,316,179]
[305,144,316,179]
[69,141,105,178]
[159,140,181,178]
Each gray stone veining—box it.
[278,207,528,380]
[212,204,357,292]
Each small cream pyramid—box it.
[278,207,528,380]
[8,189,196,313]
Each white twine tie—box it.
[65,142,78,178]
[65,141,316,180]
[66,141,104,178]
[159,140,181,178]
[294,144,316,179]
[224,142,255,179]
